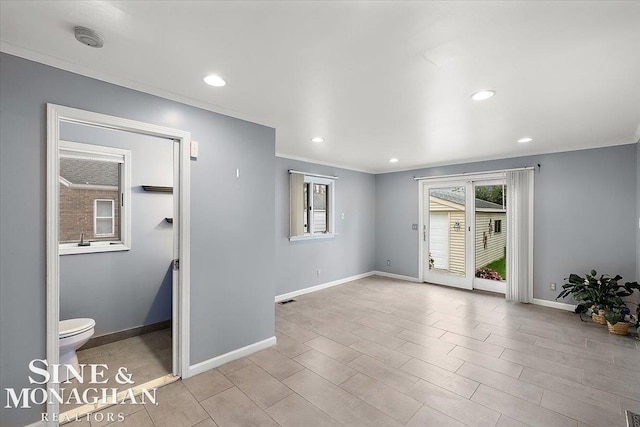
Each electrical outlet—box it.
[341,212,345,220]
[387,260,391,266]
[317,269,321,277]
[550,282,556,291]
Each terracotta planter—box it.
[606,321,630,336]
[592,311,607,325]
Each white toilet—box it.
[59,318,95,382]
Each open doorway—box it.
[473,181,507,293]
[57,123,176,416]
[46,104,191,423]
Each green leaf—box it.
[575,304,587,314]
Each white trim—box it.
[1,42,271,129]
[275,272,375,302]
[289,169,339,180]
[178,134,192,379]
[59,242,129,255]
[289,233,337,242]
[277,153,375,174]
[473,278,507,294]
[46,104,61,424]
[65,183,119,191]
[418,181,425,283]
[532,298,576,312]
[46,104,192,425]
[188,336,277,377]
[372,271,421,282]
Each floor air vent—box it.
[627,410,640,427]
[278,299,296,305]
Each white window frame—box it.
[94,199,115,236]
[289,170,337,241]
[59,140,131,255]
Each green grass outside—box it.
[486,257,506,280]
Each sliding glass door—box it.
[421,177,508,293]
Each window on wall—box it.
[94,199,115,236]
[59,141,131,254]
[289,171,336,241]
[494,219,502,233]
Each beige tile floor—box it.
[68,276,639,426]
[61,328,172,413]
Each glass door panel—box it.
[473,182,507,293]
[423,182,473,290]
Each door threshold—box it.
[59,373,179,425]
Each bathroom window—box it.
[289,171,336,241]
[59,141,131,255]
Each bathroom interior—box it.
[57,121,175,414]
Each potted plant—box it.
[603,300,638,336]
[557,269,639,326]
[557,270,613,323]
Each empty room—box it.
[0,1,639,427]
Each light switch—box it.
[190,141,199,158]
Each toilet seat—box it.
[60,318,95,339]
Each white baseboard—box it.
[275,272,374,302]
[372,271,420,283]
[532,298,576,312]
[188,336,276,377]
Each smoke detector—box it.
[74,26,104,48]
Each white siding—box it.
[449,211,466,275]
[475,211,506,268]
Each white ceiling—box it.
[1,1,639,173]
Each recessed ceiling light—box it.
[203,75,226,87]
[311,137,324,143]
[389,158,399,163]
[517,137,533,143]
[471,90,495,101]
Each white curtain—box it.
[506,169,534,303]
[289,173,305,237]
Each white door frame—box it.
[46,104,191,423]
[418,172,505,289]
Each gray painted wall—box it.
[0,53,275,427]
[637,143,640,281]
[59,123,174,337]
[275,158,376,296]
[375,144,638,302]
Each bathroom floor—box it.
[60,328,172,414]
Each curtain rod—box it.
[413,166,537,181]
[289,170,339,180]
